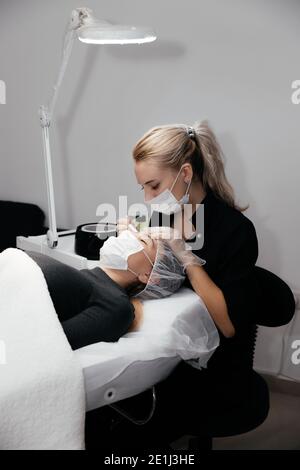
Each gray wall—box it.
[0,0,299,291]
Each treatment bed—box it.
[75,287,219,411]
[16,232,220,412]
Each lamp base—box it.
[17,231,99,270]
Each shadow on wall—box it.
[56,47,101,229]
[219,131,283,271]
[55,39,184,228]
[108,40,185,61]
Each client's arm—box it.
[128,298,144,332]
[26,251,137,350]
[62,295,135,350]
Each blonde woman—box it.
[114,121,260,449]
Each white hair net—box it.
[132,240,187,301]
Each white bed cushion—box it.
[74,287,219,411]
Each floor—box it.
[173,375,300,450]
[85,375,300,451]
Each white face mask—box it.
[99,229,154,276]
[145,165,191,215]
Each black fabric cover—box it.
[0,201,46,252]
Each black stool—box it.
[187,266,296,450]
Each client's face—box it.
[128,231,158,285]
[99,228,158,286]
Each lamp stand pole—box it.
[39,118,58,247]
[38,8,91,248]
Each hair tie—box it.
[187,126,196,139]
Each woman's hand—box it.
[128,298,144,332]
[141,226,205,271]
[116,216,137,235]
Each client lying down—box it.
[27,229,205,350]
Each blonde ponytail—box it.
[193,120,248,211]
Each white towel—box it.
[0,248,85,450]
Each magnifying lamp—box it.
[39,7,157,248]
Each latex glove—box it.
[141,227,206,271]
[116,216,138,235]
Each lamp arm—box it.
[48,29,76,123]
[38,8,92,248]
[40,8,91,125]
